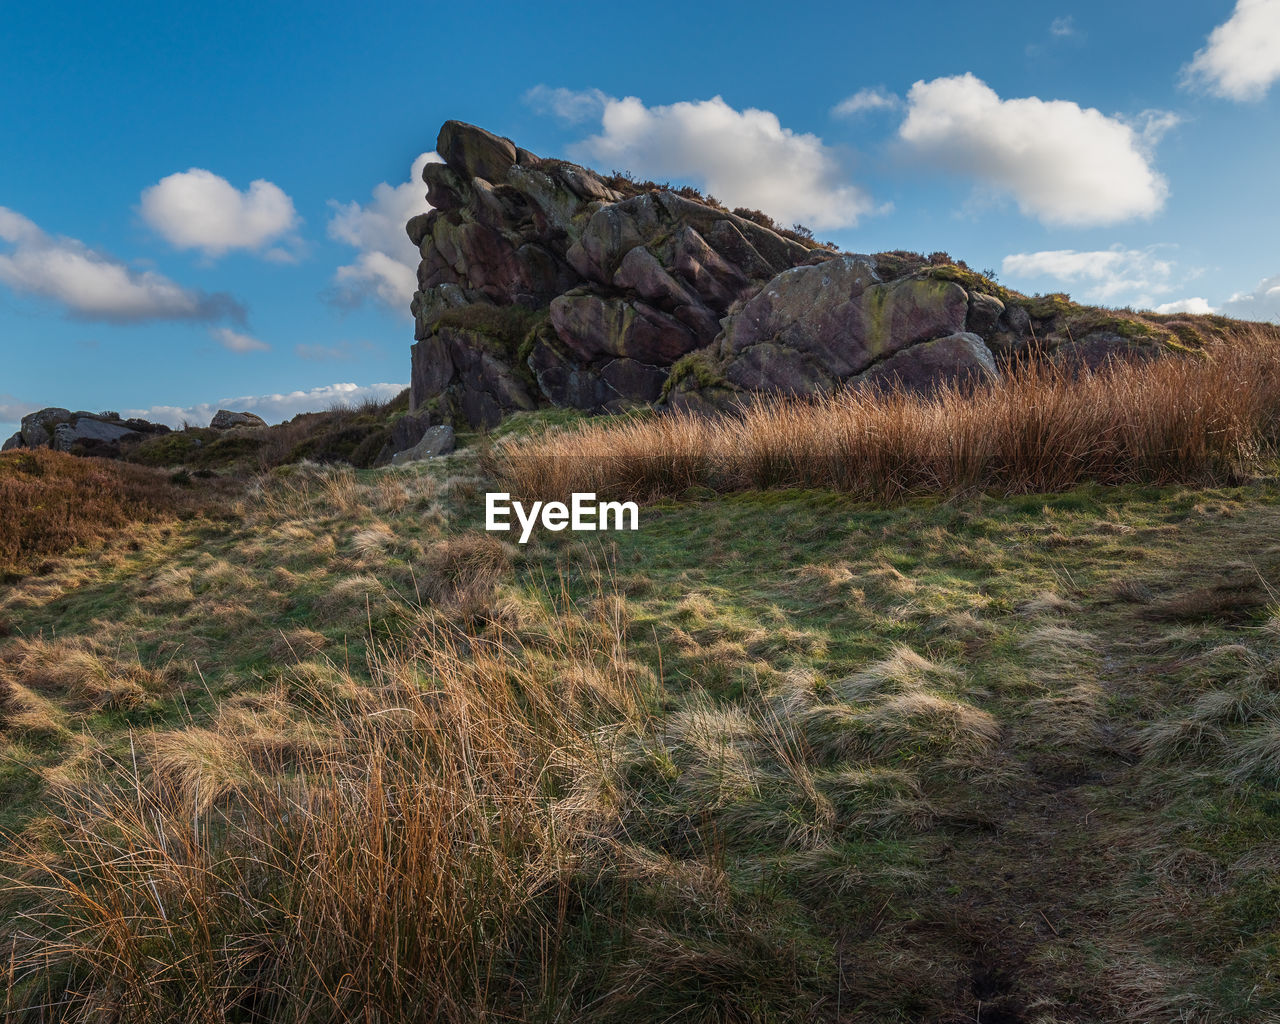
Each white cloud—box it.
[124,382,406,429]
[831,87,901,118]
[1153,297,1216,315]
[1183,0,1280,101]
[899,74,1170,226]
[1050,16,1077,37]
[1001,246,1190,304]
[1220,273,1280,321]
[0,395,41,423]
[524,84,609,124]
[211,327,269,353]
[328,153,439,314]
[566,92,878,230]
[141,169,299,258]
[0,206,242,323]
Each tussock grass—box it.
[2,596,652,1023]
[498,326,1280,501]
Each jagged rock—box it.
[405,120,1201,426]
[407,121,834,425]
[391,424,455,465]
[856,332,1000,395]
[210,410,267,430]
[437,120,522,184]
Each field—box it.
[2,345,1280,1022]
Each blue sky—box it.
[3,0,1278,438]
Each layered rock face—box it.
[409,122,1183,426]
[409,121,827,426]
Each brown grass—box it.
[497,326,1280,502]
[2,598,650,1023]
[0,449,193,578]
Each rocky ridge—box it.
[3,409,266,459]
[408,121,1232,427]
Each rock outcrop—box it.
[407,122,1217,426]
[3,409,169,459]
[209,410,267,430]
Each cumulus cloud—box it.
[141,169,299,258]
[1050,16,1078,37]
[1001,246,1191,305]
[524,84,609,124]
[0,206,243,323]
[898,74,1170,226]
[328,153,439,314]
[1183,0,1280,101]
[563,92,878,230]
[831,87,901,118]
[211,327,269,353]
[1220,273,1280,321]
[1153,297,1216,315]
[124,381,406,429]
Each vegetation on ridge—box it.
[500,324,1280,502]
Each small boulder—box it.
[2,432,22,451]
[210,410,267,430]
[390,424,456,465]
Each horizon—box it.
[3,0,1278,440]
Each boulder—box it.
[1052,332,1164,373]
[966,292,1006,336]
[210,410,267,430]
[52,417,141,453]
[437,120,521,184]
[856,332,1000,396]
[20,407,72,448]
[601,358,669,402]
[390,410,436,452]
[2,432,22,451]
[391,424,456,465]
[550,292,702,364]
[720,256,970,393]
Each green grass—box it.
[3,442,1280,1020]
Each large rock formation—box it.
[408,122,1222,426]
[3,409,169,458]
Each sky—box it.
[2,0,1279,440]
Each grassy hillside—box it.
[2,352,1280,1020]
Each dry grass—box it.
[497,326,1280,501]
[2,596,651,1023]
[0,449,193,577]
